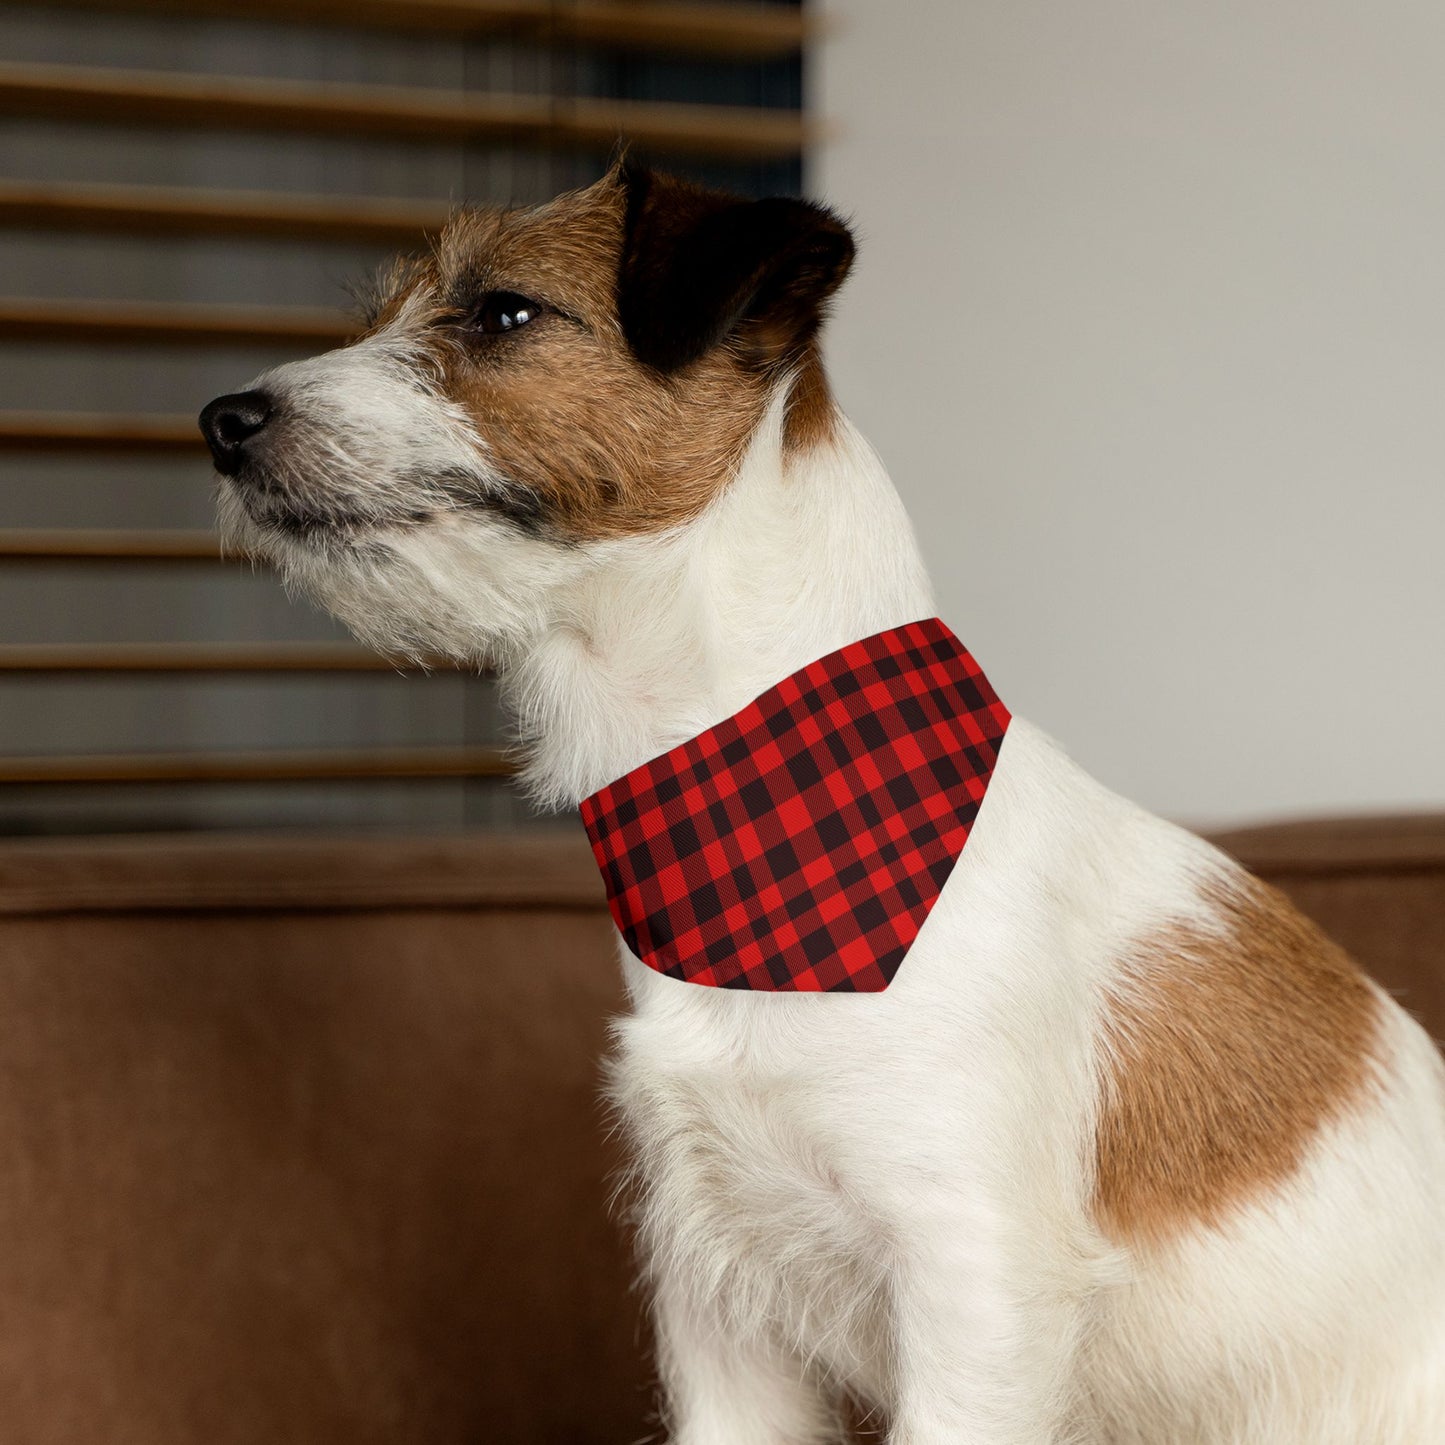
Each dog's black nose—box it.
[199,390,273,475]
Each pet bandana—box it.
[579,619,1010,992]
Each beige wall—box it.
[813,0,1445,827]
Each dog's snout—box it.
[199,390,274,476]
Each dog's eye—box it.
[471,291,543,335]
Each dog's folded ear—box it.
[617,162,855,375]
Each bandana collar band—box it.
[579,619,1010,993]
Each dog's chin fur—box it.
[217,479,586,670]
[204,169,1445,1444]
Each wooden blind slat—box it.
[0,529,221,561]
[0,643,418,673]
[29,0,810,59]
[0,62,813,161]
[0,745,514,784]
[0,297,353,348]
[0,413,204,452]
[545,0,810,58]
[0,180,448,245]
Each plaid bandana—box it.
[578,619,1010,992]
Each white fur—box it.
[220,349,1445,1443]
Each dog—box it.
[201,162,1445,1443]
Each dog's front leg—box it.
[653,1274,841,1445]
[886,1198,1091,1445]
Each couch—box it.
[0,815,1439,1442]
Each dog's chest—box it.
[611,1001,893,1389]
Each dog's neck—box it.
[505,390,936,810]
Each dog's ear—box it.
[616,162,855,374]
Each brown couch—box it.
[0,816,1441,1443]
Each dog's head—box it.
[200,163,854,662]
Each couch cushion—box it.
[0,830,646,1445]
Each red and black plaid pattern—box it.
[579,619,1010,992]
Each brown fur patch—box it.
[782,344,839,456]
[1094,872,1382,1246]
[366,175,793,541]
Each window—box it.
[0,0,807,834]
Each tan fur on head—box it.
[348,167,847,542]
[429,181,771,540]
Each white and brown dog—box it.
[201,164,1445,1444]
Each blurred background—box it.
[0,4,1442,1443]
[819,0,1445,828]
[0,0,801,837]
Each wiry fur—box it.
[207,169,1445,1443]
